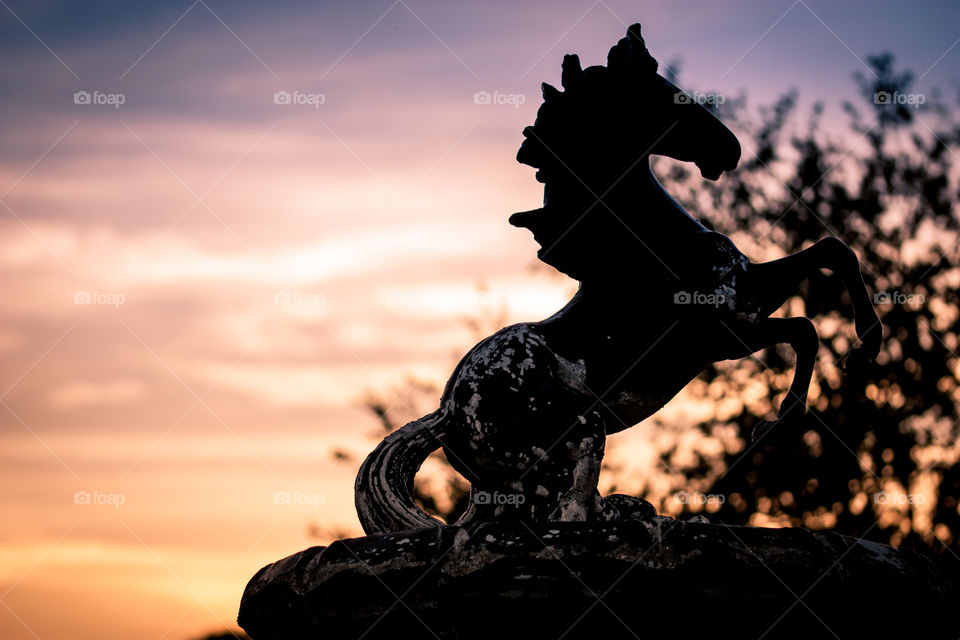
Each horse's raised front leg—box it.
[742,237,881,366]
[721,316,819,443]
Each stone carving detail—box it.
[354,24,881,535]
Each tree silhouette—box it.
[656,53,959,584]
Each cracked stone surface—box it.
[238,520,951,639]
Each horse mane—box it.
[510,24,677,281]
[516,23,661,191]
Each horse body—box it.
[355,23,882,535]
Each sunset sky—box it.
[2,1,960,638]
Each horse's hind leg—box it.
[722,316,819,441]
[742,237,881,363]
[552,414,607,521]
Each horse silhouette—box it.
[356,24,881,534]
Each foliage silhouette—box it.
[665,52,960,579]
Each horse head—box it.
[510,24,741,279]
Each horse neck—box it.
[539,278,650,342]
[629,161,707,235]
[538,163,709,329]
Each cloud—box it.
[49,379,145,409]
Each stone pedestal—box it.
[239,520,951,639]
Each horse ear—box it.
[624,23,658,75]
[541,82,561,101]
[607,37,629,70]
[561,54,581,90]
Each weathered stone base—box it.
[239,520,952,639]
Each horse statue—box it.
[355,24,881,535]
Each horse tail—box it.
[355,409,449,534]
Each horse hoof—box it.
[750,419,777,444]
[852,319,882,364]
[842,346,875,380]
